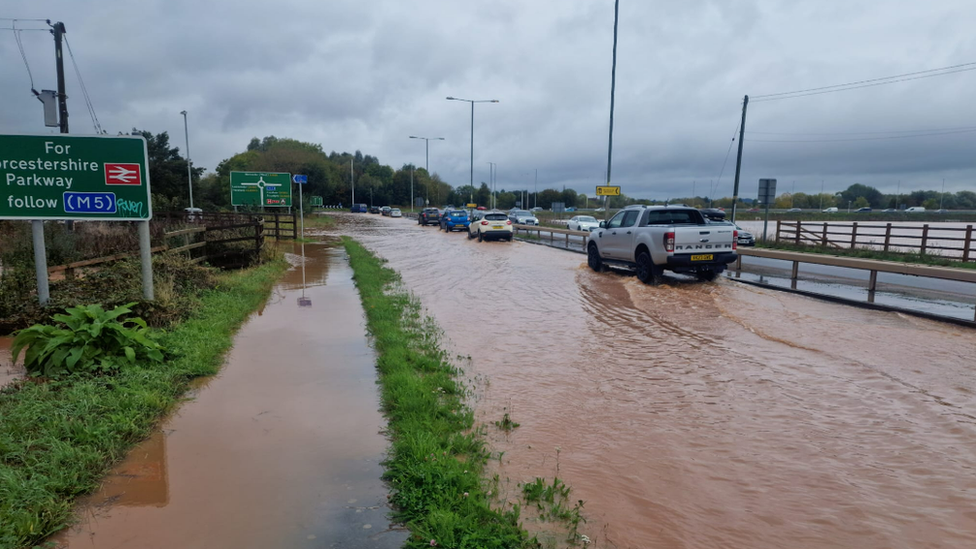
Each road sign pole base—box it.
[139,220,154,300]
[32,220,50,305]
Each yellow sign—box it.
[466,203,478,208]
[596,186,620,196]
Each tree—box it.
[839,183,884,208]
[853,196,870,208]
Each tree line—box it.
[138,130,972,212]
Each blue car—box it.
[439,210,470,232]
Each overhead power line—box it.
[64,35,104,134]
[749,127,976,143]
[712,121,740,196]
[749,124,976,136]
[10,20,37,92]
[751,61,976,102]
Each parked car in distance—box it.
[381,206,392,216]
[882,208,896,212]
[508,209,539,226]
[440,210,470,232]
[350,203,368,213]
[390,208,402,218]
[369,206,380,214]
[855,207,872,213]
[708,218,755,246]
[419,208,441,226]
[787,208,802,213]
[531,206,544,212]
[822,207,839,213]
[906,206,926,213]
[565,207,576,212]
[567,215,601,232]
[469,211,513,241]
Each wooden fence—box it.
[154,211,296,240]
[47,215,266,278]
[776,220,975,261]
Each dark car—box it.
[369,206,380,214]
[855,207,872,213]
[440,210,470,232]
[350,203,368,213]
[418,208,441,226]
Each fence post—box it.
[883,223,892,252]
[776,219,781,243]
[964,225,972,262]
[292,213,298,240]
[921,224,929,255]
[850,222,858,249]
[795,221,800,245]
[821,222,828,247]
[275,214,281,240]
[254,221,264,256]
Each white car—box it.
[822,207,838,213]
[390,208,402,218]
[567,215,600,232]
[469,211,513,242]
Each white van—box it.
[905,206,926,213]
[822,207,838,213]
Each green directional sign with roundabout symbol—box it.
[0,134,152,220]
[230,171,292,207]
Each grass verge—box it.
[341,237,533,549]
[755,241,976,270]
[0,258,287,549]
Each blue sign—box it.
[293,174,307,184]
[63,191,117,214]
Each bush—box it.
[11,302,165,378]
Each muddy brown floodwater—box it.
[49,241,407,549]
[338,213,976,549]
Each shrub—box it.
[11,302,165,378]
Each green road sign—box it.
[230,171,292,207]
[0,134,152,220]
[310,196,323,207]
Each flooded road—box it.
[50,242,407,549]
[339,213,976,549]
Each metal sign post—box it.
[0,134,153,303]
[758,178,777,243]
[293,174,311,307]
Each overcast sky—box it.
[3,0,975,200]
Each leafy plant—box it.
[11,302,165,378]
[495,412,521,431]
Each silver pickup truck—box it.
[587,205,738,283]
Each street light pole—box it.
[180,110,194,209]
[446,97,499,203]
[409,136,444,208]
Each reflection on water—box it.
[49,242,406,549]
[345,212,976,549]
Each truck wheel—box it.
[587,243,603,272]
[636,251,662,285]
[696,269,719,282]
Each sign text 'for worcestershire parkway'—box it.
[0,134,152,220]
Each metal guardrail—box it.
[513,224,591,248]
[736,247,976,321]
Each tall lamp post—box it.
[487,162,496,208]
[180,110,194,210]
[409,135,444,208]
[446,97,498,203]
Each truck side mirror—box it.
[599,221,606,228]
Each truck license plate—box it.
[691,254,713,261]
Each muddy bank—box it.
[343,212,976,549]
[50,242,406,548]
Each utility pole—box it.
[605,0,620,224]
[350,158,354,205]
[52,21,68,134]
[410,167,414,213]
[534,169,538,209]
[731,94,749,222]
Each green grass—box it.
[756,241,976,270]
[0,258,287,549]
[341,237,533,549]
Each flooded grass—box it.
[0,257,287,549]
[341,237,535,549]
